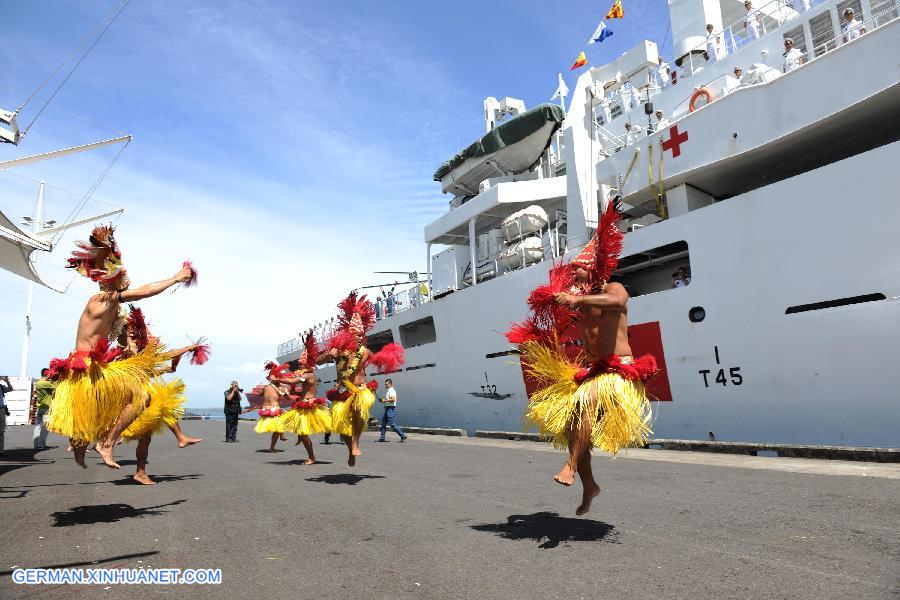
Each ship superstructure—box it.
[277,0,900,446]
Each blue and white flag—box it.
[588,20,613,44]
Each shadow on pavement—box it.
[267,460,333,466]
[51,499,187,527]
[0,448,55,463]
[110,474,202,486]
[471,511,618,549]
[0,551,160,576]
[305,474,386,485]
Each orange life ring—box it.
[689,87,715,112]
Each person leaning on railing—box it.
[782,37,805,73]
[744,0,762,40]
[842,8,865,42]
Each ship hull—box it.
[291,139,900,446]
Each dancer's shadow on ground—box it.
[471,511,618,549]
[110,474,202,486]
[305,474,385,486]
[51,499,187,527]
[267,460,333,466]
[0,447,56,463]
[0,551,159,577]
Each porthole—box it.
[689,306,706,322]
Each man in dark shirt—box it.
[224,381,244,442]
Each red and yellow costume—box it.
[45,227,167,443]
[254,361,290,434]
[271,333,332,435]
[508,201,655,454]
[325,293,405,437]
[119,307,209,442]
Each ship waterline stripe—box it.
[785,293,886,314]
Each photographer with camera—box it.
[0,375,12,456]
[224,381,244,443]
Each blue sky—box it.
[0,0,671,407]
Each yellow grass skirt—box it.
[272,406,332,436]
[520,341,652,455]
[330,383,375,436]
[121,379,186,441]
[45,344,167,444]
[255,414,286,434]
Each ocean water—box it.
[184,408,258,421]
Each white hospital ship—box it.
[277,0,900,446]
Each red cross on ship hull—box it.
[661,125,689,157]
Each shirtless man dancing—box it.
[507,201,655,515]
[322,292,404,466]
[255,362,299,452]
[45,225,194,469]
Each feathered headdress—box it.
[298,332,319,371]
[66,224,128,289]
[572,199,623,291]
[264,360,293,381]
[126,305,151,351]
[327,292,376,353]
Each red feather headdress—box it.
[572,199,623,291]
[126,305,151,351]
[298,332,319,371]
[66,224,128,290]
[264,360,293,381]
[327,292,376,353]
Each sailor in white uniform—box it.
[743,0,761,40]
[654,110,670,132]
[652,57,671,90]
[624,122,638,146]
[705,24,725,62]
[781,37,805,72]
[842,8,865,42]
[599,95,613,126]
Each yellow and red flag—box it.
[570,50,588,70]
[605,0,624,19]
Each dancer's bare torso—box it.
[74,292,120,351]
[262,385,283,410]
[578,306,631,361]
[295,371,318,400]
[336,348,372,387]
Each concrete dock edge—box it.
[475,431,900,462]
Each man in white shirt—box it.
[782,37,805,72]
[377,379,407,442]
[598,95,613,125]
[705,24,725,62]
[652,57,671,90]
[655,110,670,132]
[624,121,638,146]
[842,8,865,42]
[744,1,761,40]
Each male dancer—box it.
[507,201,655,515]
[322,293,404,466]
[45,225,194,469]
[271,333,332,464]
[255,362,298,452]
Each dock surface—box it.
[1,421,898,599]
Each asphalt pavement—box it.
[1,420,898,599]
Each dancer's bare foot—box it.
[347,454,356,467]
[302,458,315,465]
[133,472,156,485]
[95,443,121,469]
[280,434,288,442]
[66,443,73,452]
[73,445,88,468]
[351,440,362,457]
[553,464,575,486]
[576,483,601,516]
[177,436,202,448]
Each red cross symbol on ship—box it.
[661,125,688,157]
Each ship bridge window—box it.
[399,316,437,348]
[613,241,691,298]
[367,329,395,354]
